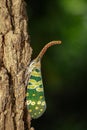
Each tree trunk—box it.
[0,0,32,130]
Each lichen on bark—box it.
[0,0,32,130]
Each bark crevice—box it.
[6,0,15,31]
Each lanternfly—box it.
[26,41,61,119]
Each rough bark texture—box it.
[0,0,32,130]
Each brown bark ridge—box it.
[0,0,32,130]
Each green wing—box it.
[26,66,46,119]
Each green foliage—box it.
[26,0,87,129]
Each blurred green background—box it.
[26,0,87,130]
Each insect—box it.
[26,40,61,119]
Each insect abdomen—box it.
[26,67,46,119]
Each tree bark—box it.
[0,0,32,130]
